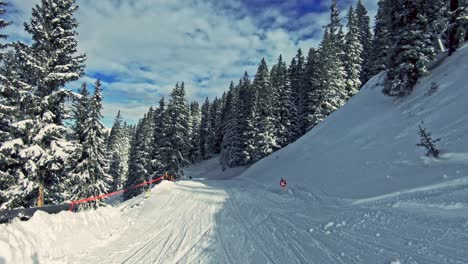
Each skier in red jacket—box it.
[280,177,287,191]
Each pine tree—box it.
[384,0,436,97]
[69,80,111,210]
[199,98,210,159]
[165,83,190,177]
[107,111,130,191]
[417,122,441,158]
[0,6,22,208]
[211,97,223,154]
[72,83,89,143]
[355,0,373,84]
[124,109,154,200]
[220,82,243,168]
[290,49,305,136]
[250,58,278,163]
[151,97,168,177]
[312,2,347,127]
[286,58,299,136]
[2,0,86,207]
[301,49,322,133]
[272,55,298,147]
[236,72,252,165]
[124,120,144,200]
[368,0,392,77]
[188,101,201,163]
[344,6,363,99]
[204,98,216,158]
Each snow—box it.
[0,138,24,151]
[0,207,128,263]
[1,46,468,263]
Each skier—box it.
[280,177,287,191]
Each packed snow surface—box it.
[1,46,468,263]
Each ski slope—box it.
[1,46,468,263]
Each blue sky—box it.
[6,0,377,127]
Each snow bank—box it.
[241,44,468,199]
[0,206,128,263]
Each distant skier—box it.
[280,177,287,191]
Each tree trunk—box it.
[37,182,44,207]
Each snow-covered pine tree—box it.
[301,48,322,133]
[72,83,89,144]
[204,98,216,158]
[2,0,86,207]
[124,120,144,200]
[220,82,243,168]
[23,0,86,110]
[368,0,392,77]
[288,59,301,135]
[289,49,305,135]
[151,97,168,178]
[236,72,252,165]
[383,0,436,97]
[188,101,201,163]
[312,1,347,127]
[107,110,130,191]
[269,62,281,145]
[0,4,19,208]
[355,0,373,84]
[212,97,223,154]
[273,55,298,147]
[165,82,190,178]
[199,97,211,159]
[344,6,363,99]
[250,58,278,163]
[124,110,154,200]
[107,111,123,153]
[69,80,111,210]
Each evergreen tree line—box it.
[125,1,373,174]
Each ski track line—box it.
[172,223,213,263]
[266,215,316,264]
[116,186,186,264]
[226,186,278,264]
[214,221,235,264]
[269,211,350,264]
[120,195,180,264]
[143,189,205,263]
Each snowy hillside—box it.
[241,44,468,199]
[1,46,468,264]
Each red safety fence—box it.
[68,175,165,212]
